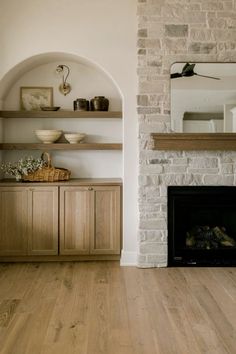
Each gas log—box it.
[186,225,236,249]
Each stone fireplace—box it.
[137,0,236,267]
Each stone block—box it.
[148,158,169,164]
[139,218,167,230]
[203,175,234,185]
[188,157,218,168]
[221,164,234,174]
[159,174,185,185]
[137,4,162,16]
[201,2,224,11]
[138,28,147,37]
[137,255,147,265]
[140,242,167,255]
[137,94,149,106]
[165,24,188,37]
[164,165,187,173]
[163,38,187,53]
[190,29,213,41]
[147,58,162,67]
[138,175,151,186]
[140,230,166,242]
[137,38,161,49]
[137,107,160,115]
[145,257,167,267]
[207,16,227,29]
[188,168,219,174]
[188,42,217,54]
[172,158,188,165]
[138,49,146,55]
[139,164,163,175]
[139,81,165,94]
[139,203,161,213]
[139,122,167,133]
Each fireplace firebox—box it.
[168,186,236,266]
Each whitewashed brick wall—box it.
[137,0,236,267]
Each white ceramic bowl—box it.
[64,133,86,144]
[35,130,62,144]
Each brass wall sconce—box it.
[56,64,71,96]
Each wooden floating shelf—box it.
[0,143,122,151]
[151,133,236,150]
[0,110,122,119]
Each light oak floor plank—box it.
[0,262,235,354]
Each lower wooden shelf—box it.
[0,143,122,150]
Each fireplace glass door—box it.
[168,186,236,266]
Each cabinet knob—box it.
[88,187,93,191]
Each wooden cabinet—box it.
[90,186,121,255]
[0,187,28,255]
[59,187,92,255]
[0,186,58,256]
[0,180,121,260]
[60,185,121,255]
[28,187,58,255]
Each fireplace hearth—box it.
[168,186,236,266]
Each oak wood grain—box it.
[151,133,236,150]
[0,263,235,354]
[0,143,122,151]
[0,110,122,119]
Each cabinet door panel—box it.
[0,187,28,255]
[28,187,58,255]
[60,187,91,255]
[90,186,121,254]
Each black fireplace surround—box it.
[168,186,236,266]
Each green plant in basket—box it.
[1,156,46,181]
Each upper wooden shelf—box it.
[0,110,122,119]
[151,133,236,150]
[0,143,122,151]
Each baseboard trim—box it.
[120,250,137,266]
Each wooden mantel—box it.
[151,133,236,150]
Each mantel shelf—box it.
[151,133,236,150]
[0,110,122,119]
[0,143,122,151]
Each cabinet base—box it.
[0,255,120,262]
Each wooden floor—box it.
[0,262,235,354]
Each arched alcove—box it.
[0,52,123,180]
[0,51,123,103]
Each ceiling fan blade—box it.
[171,73,182,79]
[182,63,195,74]
[195,73,220,80]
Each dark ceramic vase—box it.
[73,98,89,111]
[90,96,109,111]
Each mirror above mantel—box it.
[171,62,236,133]
[151,62,236,151]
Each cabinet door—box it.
[0,187,28,255]
[60,187,92,255]
[90,186,121,255]
[28,187,58,255]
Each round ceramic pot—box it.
[90,96,109,111]
[73,98,89,111]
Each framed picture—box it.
[20,86,53,111]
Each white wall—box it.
[0,0,138,265]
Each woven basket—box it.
[22,152,71,182]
